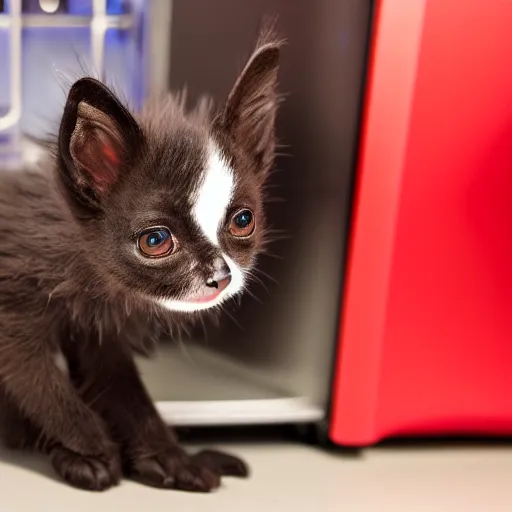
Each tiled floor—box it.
[1,437,512,511]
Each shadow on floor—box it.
[0,445,62,483]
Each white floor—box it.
[1,439,512,512]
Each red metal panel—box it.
[331,0,512,446]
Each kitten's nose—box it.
[206,265,232,292]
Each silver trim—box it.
[0,14,133,28]
[0,5,134,133]
[0,0,22,132]
[156,398,325,427]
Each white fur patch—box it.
[192,141,234,245]
[223,254,245,299]
[156,141,244,313]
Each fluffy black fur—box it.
[0,28,281,491]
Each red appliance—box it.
[330,0,512,446]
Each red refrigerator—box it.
[331,0,512,446]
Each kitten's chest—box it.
[118,312,164,355]
[49,295,156,355]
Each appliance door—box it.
[331,0,512,447]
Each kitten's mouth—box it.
[156,259,243,313]
[183,274,231,304]
[183,289,223,304]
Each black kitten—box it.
[0,29,281,491]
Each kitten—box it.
[0,29,281,492]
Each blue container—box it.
[0,0,150,159]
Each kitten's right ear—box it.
[57,77,142,213]
[218,26,283,178]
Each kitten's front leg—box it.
[72,337,248,492]
[0,335,120,490]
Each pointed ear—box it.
[58,77,142,211]
[219,29,282,177]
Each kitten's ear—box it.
[219,28,282,177]
[58,77,142,210]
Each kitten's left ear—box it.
[58,77,142,211]
[219,28,283,177]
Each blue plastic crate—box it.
[0,0,148,153]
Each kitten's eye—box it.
[138,227,175,258]
[229,209,255,237]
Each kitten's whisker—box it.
[243,287,264,305]
[198,314,210,345]
[250,267,279,286]
[262,231,291,240]
[173,323,196,365]
[264,227,289,234]
[244,269,272,293]
[259,251,285,261]
[221,303,245,331]
[264,196,286,203]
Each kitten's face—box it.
[57,33,280,313]
[90,124,265,312]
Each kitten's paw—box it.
[191,449,250,478]
[51,445,121,491]
[129,448,221,492]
